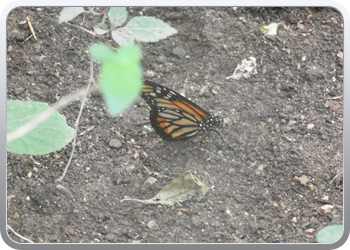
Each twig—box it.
[299,12,313,24]
[23,34,33,42]
[314,198,332,205]
[205,172,215,190]
[66,23,96,36]
[78,125,95,136]
[7,225,34,243]
[325,96,343,100]
[7,84,99,143]
[26,16,37,40]
[329,173,342,185]
[55,57,96,183]
[316,95,343,102]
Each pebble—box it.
[147,220,157,229]
[15,32,27,41]
[144,177,157,186]
[234,194,243,202]
[105,233,116,241]
[63,226,75,236]
[55,184,73,198]
[191,215,201,228]
[172,46,186,59]
[27,171,32,178]
[305,228,315,233]
[109,139,122,149]
[14,87,25,96]
[317,204,333,215]
[307,123,315,130]
[284,69,294,77]
[283,120,296,132]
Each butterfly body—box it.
[141,80,223,141]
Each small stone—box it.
[317,204,334,215]
[191,215,201,228]
[14,87,25,96]
[305,228,315,233]
[284,69,294,77]
[109,139,122,149]
[172,46,186,59]
[144,177,157,186]
[144,70,155,78]
[105,233,116,241]
[15,32,27,41]
[27,171,32,178]
[63,226,75,236]
[147,220,157,229]
[307,123,315,130]
[234,195,243,202]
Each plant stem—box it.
[55,57,96,183]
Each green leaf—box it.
[111,28,135,46]
[93,23,109,35]
[125,16,178,43]
[260,22,280,35]
[7,100,74,155]
[59,7,85,24]
[316,225,343,243]
[89,44,142,116]
[108,7,127,27]
[89,44,115,63]
[121,171,208,206]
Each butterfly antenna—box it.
[212,128,234,149]
[212,129,226,143]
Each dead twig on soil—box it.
[55,56,96,183]
[7,225,34,243]
[26,16,37,40]
[326,96,343,100]
[316,95,343,102]
[329,173,343,185]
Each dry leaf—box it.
[297,175,310,186]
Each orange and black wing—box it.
[141,80,223,141]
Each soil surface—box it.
[6,7,343,243]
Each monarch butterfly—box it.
[141,80,225,142]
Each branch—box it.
[7,225,34,243]
[55,57,96,183]
[66,23,96,36]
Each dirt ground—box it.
[6,7,343,243]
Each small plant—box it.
[7,7,177,241]
[89,44,142,116]
[7,44,142,156]
[59,7,178,47]
[142,125,153,136]
[7,7,176,167]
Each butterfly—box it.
[141,80,225,142]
